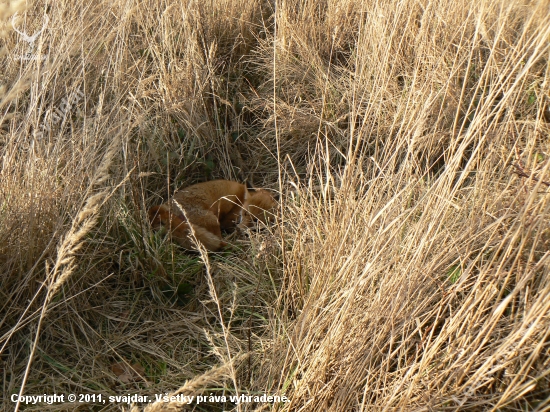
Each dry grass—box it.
[1,0,549,411]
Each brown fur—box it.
[239,188,277,228]
[148,180,276,251]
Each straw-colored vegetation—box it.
[1,0,549,410]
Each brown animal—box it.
[148,180,277,251]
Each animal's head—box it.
[240,189,277,227]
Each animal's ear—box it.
[245,180,255,192]
[243,183,250,201]
[271,191,280,201]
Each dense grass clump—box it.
[1,0,549,410]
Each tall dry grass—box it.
[1,0,549,411]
